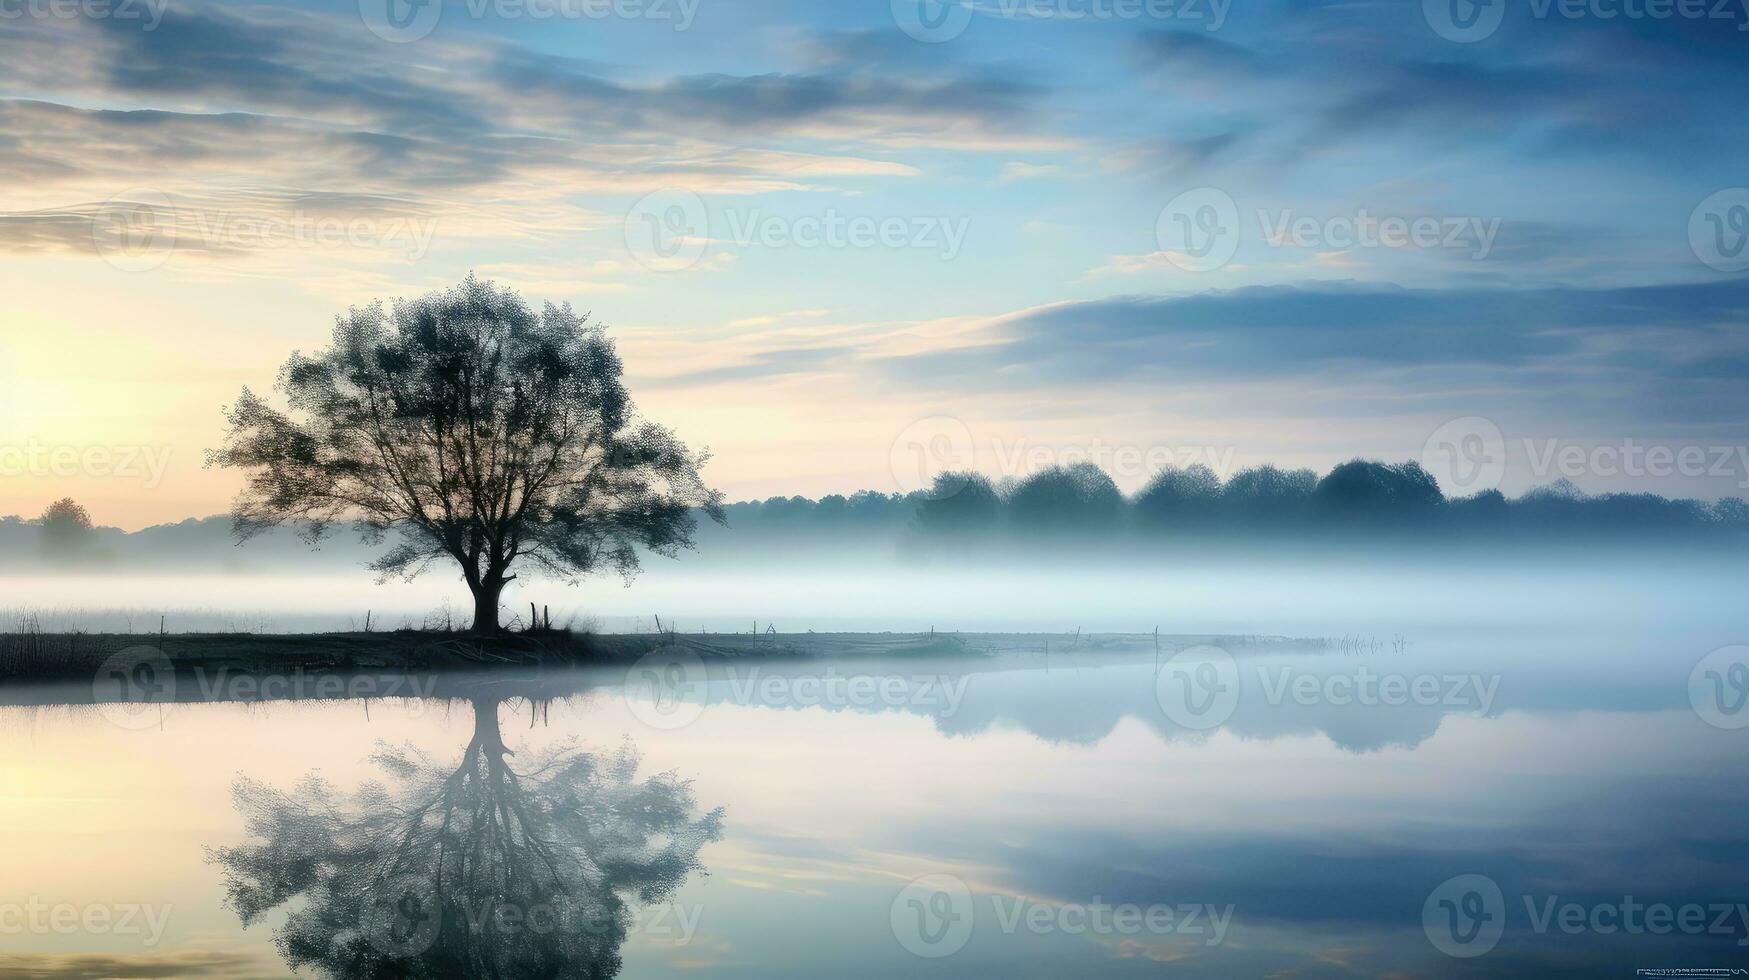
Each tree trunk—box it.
[471,697,504,751]
[470,579,504,634]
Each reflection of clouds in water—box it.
[808,707,1749,978]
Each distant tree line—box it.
[7,459,1746,576]
[714,460,1749,544]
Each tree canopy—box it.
[211,276,723,632]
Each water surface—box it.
[3,626,1747,978]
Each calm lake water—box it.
[3,625,1748,978]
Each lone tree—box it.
[211,276,724,633]
[39,497,96,555]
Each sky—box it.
[2,0,1749,528]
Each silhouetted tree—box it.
[915,471,1001,539]
[1133,465,1223,529]
[1313,460,1443,522]
[1511,478,1588,530]
[813,493,850,523]
[212,697,722,979]
[1006,463,1124,532]
[1713,497,1749,529]
[1220,465,1317,528]
[1448,488,1509,528]
[211,276,724,633]
[38,497,95,555]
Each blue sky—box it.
[2,0,1749,524]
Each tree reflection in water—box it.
[211,697,723,979]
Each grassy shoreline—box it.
[0,629,1319,693]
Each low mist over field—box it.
[7,457,1746,635]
